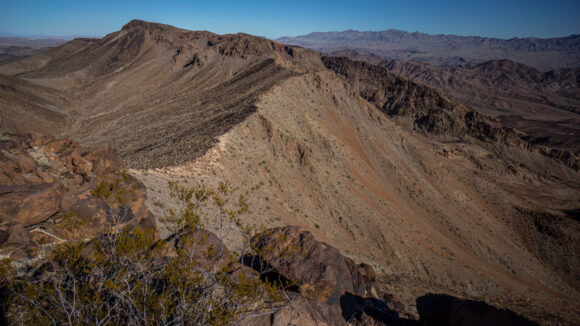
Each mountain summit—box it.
[0,20,321,167]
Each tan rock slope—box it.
[0,20,578,324]
[135,69,579,324]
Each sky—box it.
[1,0,579,39]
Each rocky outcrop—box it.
[240,292,348,326]
[0,133,155,260]
[161,229,232,269]
[248,226,544,325]
[250,226,381,305]
[322,56,523,144]
[248,226,418,324]
[322,56,579,170]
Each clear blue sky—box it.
[1,0,579,39]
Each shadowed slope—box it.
[0,20,322,168]
[382,59,580,150]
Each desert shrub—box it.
[3,180,290,325]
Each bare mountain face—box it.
[383,59,580,151]
[327,50,580,152]
[276,30,580,71]
[1,21,579,324]
[0,20,323,168]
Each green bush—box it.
[2,180,289,325]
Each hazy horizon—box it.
[1,0,579,40]
[2,23,579,42]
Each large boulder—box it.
[240,292,348,326]
[250,226,380,305]
[0,133,156,260]
[161,229,232,269]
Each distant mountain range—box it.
[0,37,69,64]
[0,36,69,48]
[277,29,580,71]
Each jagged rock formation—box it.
[322,56,579,170]
[0,134,155,260]
[382,59,580,151]
[327,50,580,152]
[277,30,580,71]
[248,226,415,324]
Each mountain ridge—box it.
[277,29,580,71]
[327,49,580,152]
[290,28,580,42]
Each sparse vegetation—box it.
[2,180,292,325]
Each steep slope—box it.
[322,56,579,170]
[328,50,580,152]
[0,20,322,168]
[382,59,580,150]
[132,69,579,325]
[0,74,70,135]
[277,29,580,71]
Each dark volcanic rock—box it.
[161,229,232,269]
[0,133,156,260]
[240,292,348,326]
[250,226,380,305]
[341,293,418,325]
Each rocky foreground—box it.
[0,134,537,325]
[0,133,155,260]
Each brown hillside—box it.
[0,20,322,168]
[382,58,580,151]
